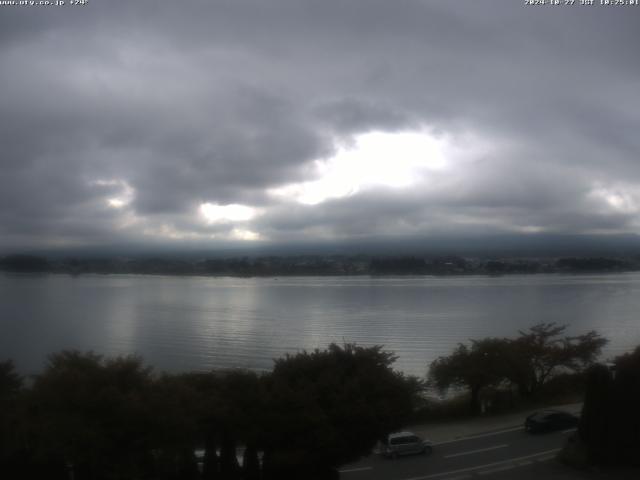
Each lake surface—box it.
[2,272,640,376]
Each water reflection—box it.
[1,272,640,375]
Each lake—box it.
[1,272,639,376]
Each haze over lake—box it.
[2,272,639,377]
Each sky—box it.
[1,0,640,253]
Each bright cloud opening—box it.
[91,179,135,209]
[269,129,453,205]
[589,185,640,215]
[108,198,127,208]
[231,228,261,241]
[200,203,257,223]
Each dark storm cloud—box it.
[1,0,639,249]
[315,99,418,135]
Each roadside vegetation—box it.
[426,323,607,416]
[0,344,421,480]
[426,324,640,469]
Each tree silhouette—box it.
[0,360,22,397]
[508,323,607,397]
[28,351,155,480]
[262,343,421,478]
[0,360,25,477]
[429,338,510,414]
[1,344,422,479]
[579,346,640,466]
[429,324,607,413]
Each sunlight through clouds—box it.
[589,184,640,215]
[90,179,135,209]
[199,203,262,241]
[269,130,454,205]
[231,228,261,241]
[200,203,257,223]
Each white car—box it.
[382,431,433,458]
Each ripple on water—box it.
[2,273,640,375]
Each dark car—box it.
[525,410,579,433]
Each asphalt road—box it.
[339,424,577,480]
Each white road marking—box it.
[562,428,577,434]
[478,464,515,475]
[444,444,508,459]
[402,448,561,480]
[433,426,524,445]
[442,475,472,480]
[535,454,557,462]
[338,466,373,474]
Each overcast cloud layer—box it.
[1,0,639,251]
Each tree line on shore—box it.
[1,253,638,277]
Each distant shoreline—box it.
[2,254,639,278]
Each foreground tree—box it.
[429,338,510,414]
[0,360,22,398]
[578,346,640,466]
[262,343,422,479]
[0,360,24,476]
[429,324,608,413]
[211,369,265,480]
[3,345,421,479]
[507,323,607,397]
[28,351,156,480]
[148,373,205,480]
